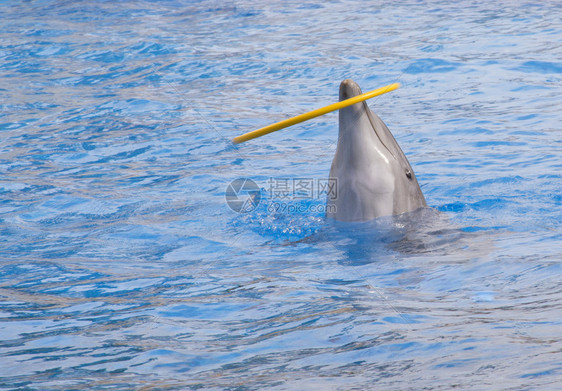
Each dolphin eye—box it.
[405,169,412,179]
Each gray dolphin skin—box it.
[326,79,427,222]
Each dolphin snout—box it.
[339,79,363,100]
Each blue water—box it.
[1,0,561,389]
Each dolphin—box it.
[326,79,427,222]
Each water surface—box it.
[0,1,561,389]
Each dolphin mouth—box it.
[339,79,363,100]
[339,78,398,161]
[364,103,397,161]
[339,79,393,156]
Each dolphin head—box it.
[326,79,426,222]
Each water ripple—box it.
[0,0,561,389]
